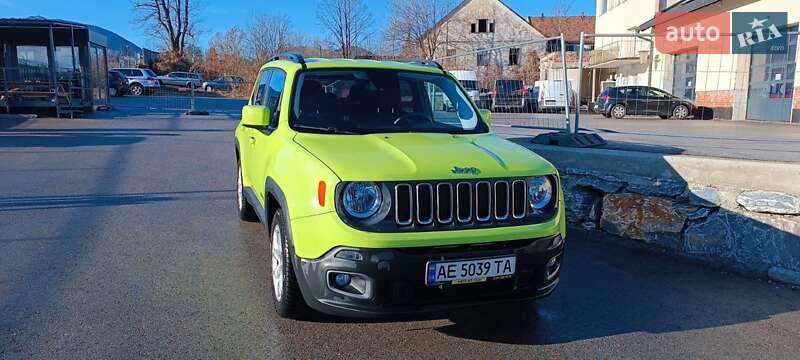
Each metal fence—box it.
[107,73,249,116]
[576,30,799,127]
[435,35,574,132]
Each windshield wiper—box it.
[292,124,361,135]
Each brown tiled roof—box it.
[528,16,595,43]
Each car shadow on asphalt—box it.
[433,228,800,345]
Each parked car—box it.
[112,68,161,96]
[449,70,480,105]
[595,86,695,119]
[491,79,525,112]
[202,75,246,92]
[235,54,565,319]
[534,80,573,112]
[107,70,129,97]
[158,72,204,89]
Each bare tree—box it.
[316,0,374,58]
[385,0,455,59]
[132,0,199,55]
[246,15,298,64]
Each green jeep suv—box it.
[235,53,566,318]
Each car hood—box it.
[293,132,555,181]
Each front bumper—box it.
[294,235,565,318]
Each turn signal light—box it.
[318,181,326,207]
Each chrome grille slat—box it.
[511,180,527,219]
[416,183,434,225]
[456,182,473,223]
[475,181,492,222]
[494,181,510,220]
[436,183,454,224]
[395,184,413,226]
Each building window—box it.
[470,23,476,33]
[478,19,488,33]
[489,22,495,33]
[602,0,628,14]
[508,48,520,66]
[477,50,489,66]
[472,19,494,34]
[446,48,456,57]
[17,46,49,69]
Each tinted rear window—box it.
[460,80,478,90]
[496,80,523,92]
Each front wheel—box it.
[237,164,258,222]
[130,83,144,96]
[673,104,690,120]
[205,85,213,92]
[270,209,306,318]
[610,104,627,119]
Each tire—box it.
[205,85,213,92]
[186,82,193,89]
[237,163,258,222]
[610,104,627,119]
[270,209,306,319]
[673,104,690,120]
[659,115,671,119]
[130,83,144,96]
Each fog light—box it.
[546,256,561,280]
[334,273,351,287]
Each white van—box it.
[535,80,574,111]
[449,70,480,103]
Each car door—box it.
[251,69,287,202]
[647,88,671,116]
[628,87,648,115]
[240,69,272,195]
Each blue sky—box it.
[0,0,595,50]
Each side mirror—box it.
[241,105,271,128]
[479,109,492,126]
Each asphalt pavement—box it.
[1,111,800,359]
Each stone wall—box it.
[525,144,800,286]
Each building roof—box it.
[0,16,87,29]
[429,0,541,37]
[528,15,595,43]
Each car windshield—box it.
[144,69,157,77]
[291,69,487,135]
[497,80,523,93]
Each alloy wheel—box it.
[271,225,284,301]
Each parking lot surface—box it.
[1,111,800,359]
[492,113,800,163]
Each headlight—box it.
[528,177,554,210]
[342,182,382,219]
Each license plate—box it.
[425,256,516,286]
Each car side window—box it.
[265,70,286,115]
[253,70,272,106]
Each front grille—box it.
[393,179,537,228]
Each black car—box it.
[491,79,525,113]
[595,86,694,119]
[108,70,129,97]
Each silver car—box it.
[202,75,246,92]
[112,68,161,96]
[158,72,204,89]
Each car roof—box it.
[262,58,446,75]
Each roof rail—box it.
[409,60,445,72]
[269,52,307,69]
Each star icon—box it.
[748,17,768,29]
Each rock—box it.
[687,185,722,208]
[768,267,800,287]
[576,176,623,193]
[687,207,712,221]
[737,191,800,215]
[600,193,687,248]
[562,176,603,223]
[684,213,732,256]
[625,178,686,198]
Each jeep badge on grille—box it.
[452,166,481,175]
